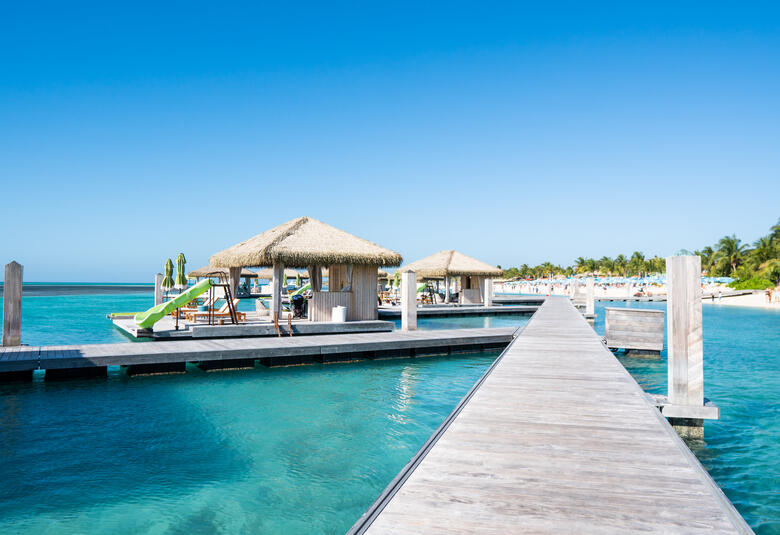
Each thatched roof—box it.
[187,266,258,279]
[254,267,307,279]
[400,250,503,278]
[378,270,390,279]
[209,216,402,268]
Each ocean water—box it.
[0,352,498,534]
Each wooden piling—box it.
[2,261,22,346]
[483,278,493,307]
[154,273,164,306]
[271,262,284,319]
[666,255,703,407]
[585,277,595,316]
[401,270,417,331]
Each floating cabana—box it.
[209,216,402,321]
[400,250,503,304]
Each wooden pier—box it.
[378,304,538,319]
[350,297,751,534]
[0,327,516,379]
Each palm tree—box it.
[629,251,645,276]
[597,256,614,275]
[715,235,749,276]
[614,254,628,276]
[769,218,780,244]
[752,236,775,264]
[574,257,587,274]
[759,258,780,285]
[539,262,556,278]
[695,246,716,275]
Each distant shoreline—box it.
[0,282,154,297]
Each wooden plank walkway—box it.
[0,328,516,373]
[378,305,538,318]
[351,297,751,534]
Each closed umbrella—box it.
[393,271,401,288]
[174,253,187,289]
[295,272,301,288]
[161,259,174,293]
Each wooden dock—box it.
[351,296,751,534]
[491,296,547,305]
[0,328,516,378]
[378,304,538,319]
[111,314,394,339]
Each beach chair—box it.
[176,295,219,316]
[186,299,246,323]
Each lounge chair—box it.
[176,295,219,315]
[186,299,246,323]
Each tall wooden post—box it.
[666,255,703,407]
[271,262,285,319]
[585,277,595,316]
[3,261,23,346]
[484,278,493,307]
[228,266,241,297]
[401,270,417,331]
[444,275,451,304]
[154,273,164,306]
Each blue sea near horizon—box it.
[0,285,777,533]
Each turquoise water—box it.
[594,301,779,534]
[391,313,530,331]
[0,288,259,346]
[0,288,777,532]
[0,353,498,534]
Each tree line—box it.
[501,218,780,286]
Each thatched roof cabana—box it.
[187,266,258,279]
[209,216,402,268]
[400,250,502,279]
[209,216,401,320]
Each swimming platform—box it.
[350,296,751,534]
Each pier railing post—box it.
[401,270,417,331]
[484,278,493,307]
[666,255,703,407]
[154,273,164,306]
[2,261,23,346]
[585,277,595,316]
[271,262,284,320]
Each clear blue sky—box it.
[1,2,778,282]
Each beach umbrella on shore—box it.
[174,253,187,289]
[161,259,174,293]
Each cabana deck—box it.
[111,311,394,340]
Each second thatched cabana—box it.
[209,216,402,321]
[400,250,503,304]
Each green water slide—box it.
[134,279,212,329]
